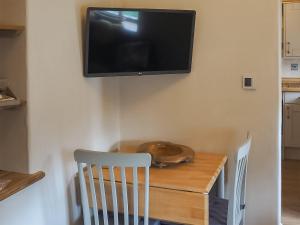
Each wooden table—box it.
[87,152,227,225]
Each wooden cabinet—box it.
[283,3,300,57]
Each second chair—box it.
[209,134,252,225]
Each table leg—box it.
[217,167,225,198]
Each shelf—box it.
[0,170,45,201]
[0,99,24,110]
[0,24,24,36]
[0,87,24,110]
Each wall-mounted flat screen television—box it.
[84,8,196,77]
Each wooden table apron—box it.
[85,152,227,225]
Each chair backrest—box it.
[74,149,152,225]
[227,134,252,225]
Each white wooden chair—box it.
[74,149,160,225]
[209,134,252,225]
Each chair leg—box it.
[217,167,225,198]
[240,212,246,225]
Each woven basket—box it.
[137,141,195,168]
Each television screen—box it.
[84,8,196,77]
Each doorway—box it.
[281,1,300,224]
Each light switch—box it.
[242,75,255,90]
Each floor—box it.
[282,160,300,225]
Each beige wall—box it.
[0,0,120,225]
[119,0,281,225]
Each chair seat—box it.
[209,196,229,225]
[98,211,161,225]
[140,218,161,225]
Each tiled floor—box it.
[282,160,300,225]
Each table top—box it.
[92,152,227,194]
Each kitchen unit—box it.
[283,3,300,57]
[282,79,300,159]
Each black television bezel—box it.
[84,7,196,77]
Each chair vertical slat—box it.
[121,167,129,225]
[239,159,246,211]
[237,158,245,215]
[241,159,247,195]
[226,135,252,225]
[87,165,99,225]
[78,163,92,225]
[241,158,247,202]
[241,157,249,225]
[236,157,246,216]
[235,159,243,216]
[109,166,119,225]
[133,167,139,225]
[236,160,242,215]
[98,166,109,225]
[241,158,248,203]
[144,166,150,225]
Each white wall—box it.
[0,0,120,225]
[119,0,281,225]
